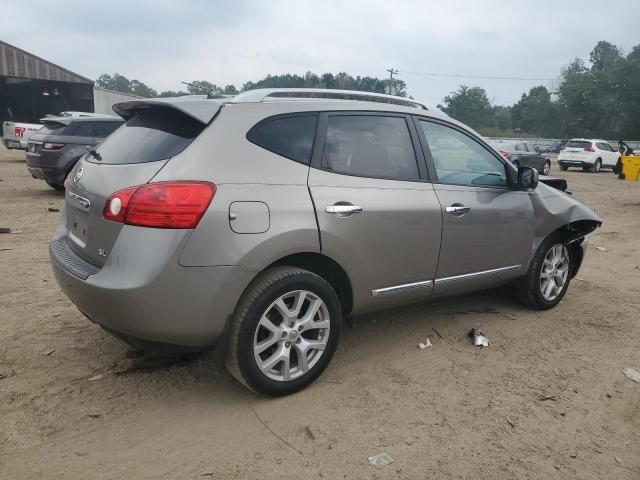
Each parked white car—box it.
[558,139,620,172]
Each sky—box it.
[2,0,639,106]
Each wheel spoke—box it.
[543,278,555,298]
[294,344,310,373]
[255,334,278,354]
[273,298,292,320]
[260,345,288,373]
[258,316,281,335]
[281,355,291,381]
[298,297,323,329]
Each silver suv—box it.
[50,89,601,395]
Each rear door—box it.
[414,117,534,294]
[308,112,442,312]
[597,142,618,167]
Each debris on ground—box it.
[468,326,490,347]
[106,392,127,400]
[432,327,444,338]
[86,413,102,418]
[88,374,105,382]
[47,207,60,213]
[595,246,607,251]
[368,453,394,468]
[304,426,316,441]
[0,227,11,234]
[506,417,516,428]
[41,349,55,356]
[0,248,11,252]
[539,394,559,401]
[622,368,640,383]
[418,338,432,350]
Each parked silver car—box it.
[50,89,602,396]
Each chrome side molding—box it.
[371,280,433,296]
[435,265,521,286]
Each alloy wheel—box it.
[543,161,550,175]
[539,244,570,301]
[253,290,330,382]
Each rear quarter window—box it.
[247,115,318,164]
[94,108,205,164]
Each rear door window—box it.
[95,108,205,164]
[247,115,317,164]
[322,115,419,180]
[66,122,98,137]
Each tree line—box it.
[96,40,640,139]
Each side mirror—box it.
[518,166,538,190]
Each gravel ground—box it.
[1,146,639,479]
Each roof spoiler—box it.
[112,96,226,124]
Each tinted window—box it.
[566,140,592,149]
[247,115,317,164]
[67,122,98,137]
[95,108,204,164]
[596,142,612,151]
[40,121,66,135]
[95,121,122,138]
[420,121,508,188]
[323,115,419,180]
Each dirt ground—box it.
[1,146,639,480]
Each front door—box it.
[414,118,535,294]
[308,113,442,313]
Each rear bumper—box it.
[26,152,68,184]
[49,221,256,348]
[2,138,25,149]
[558,159,593,169]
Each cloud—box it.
[1,0,639,105]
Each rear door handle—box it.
[445,204,471,216]
[325,205,363,215]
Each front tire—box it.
[542,160,551,175]
[226,267,342,396]
[560,164,568,171]
[512,234,573,310]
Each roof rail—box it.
[231,88,428,110]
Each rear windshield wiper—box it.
[86,146,102,161]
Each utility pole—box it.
[386,68,399,95]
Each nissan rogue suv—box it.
[50,89,602,396]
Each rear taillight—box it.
[584,146,595,152]
[43,143,66,150]
[103,181,216,229]
[499,150,510,157]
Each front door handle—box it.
[325,204,363,215]
[445,204,471,216]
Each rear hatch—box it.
[562,140,592,160]
[63,98,223,267]
[27,120,67,156]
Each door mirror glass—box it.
[518,166,539,190]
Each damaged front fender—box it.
[529,183,602,273]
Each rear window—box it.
[566,140,592,149]
[40,121,66,135]
[94,108,205,164]
[247,115,317,164]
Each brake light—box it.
[103,181,216,228]
[584,146,595,152]
[499,150,510,157]
[44,143,66,149]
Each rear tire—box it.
[560,165,568,171]
[591,159,602,173]
[45,180,64,191]
[226,267,342,396]
[511,233,573,310]
[542,161,551,175]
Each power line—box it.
[397,70,555,82]
[386,67,399,94]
